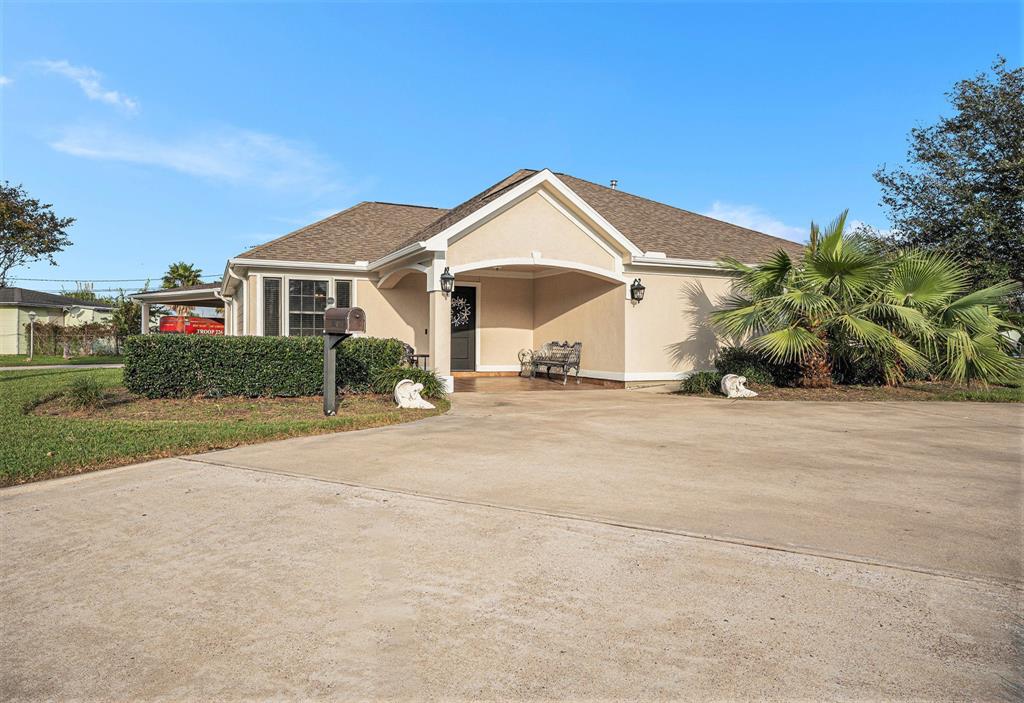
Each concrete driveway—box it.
[2,390,1021,700]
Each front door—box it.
[450,285,476,371]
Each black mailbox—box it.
[324,306,365,335]
[322,306,366,416]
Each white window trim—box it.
[330,277,358,310]
[282,275,331,337]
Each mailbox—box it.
[322,306,366,416]
[324,306,366,335]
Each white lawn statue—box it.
[720,373,758,399]
[394,379,435,409]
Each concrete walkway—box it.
[0,363,123,371]
[2,391,1021,700]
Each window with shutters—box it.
[263,277,282,336]
[287,279,328,336]
[335,280,352,309]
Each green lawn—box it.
[0,368,447,487]
[0,354,124,366]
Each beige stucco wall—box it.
[476,276,533,367]
[624,271,735,375]
[357,273,429,352]
[533,273,625,374]
[446,191,618,273]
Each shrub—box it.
[370,366,448,400]
[65,375,105,409]
[123,335,408,398]
[679,371,722,395]
[714,346,799,387]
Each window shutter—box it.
[263,278,281,336]
[335,280,352,309]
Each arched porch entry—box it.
[426,258,627,386]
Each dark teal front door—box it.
[450,285,476,371]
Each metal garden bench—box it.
[520,341,582,385]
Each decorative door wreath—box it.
[451,296,472,327]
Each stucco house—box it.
[0,287,114,355]
[134,169,803,390]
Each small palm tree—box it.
[161,261,204,316]
[711,212,1021,386]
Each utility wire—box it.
[9,277,219,283]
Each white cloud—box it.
[35,60,138,113]
[0,76,11,87]
[51,125,340,193]
[702,201,806,241]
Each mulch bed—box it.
[32,386,405,422]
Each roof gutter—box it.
[366,242,428,271]
[227,257,372,273]
[629,255,751,270]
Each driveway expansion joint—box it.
[179,455,1019,590]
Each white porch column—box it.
[427,252,453,393]
[428,290,452,389]
[140,303,150,334]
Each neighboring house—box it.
[0,287,114,355]
[134,168,804,389]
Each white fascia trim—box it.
[628,256,755,271]
[229,257,370,272]
[477,364,521,373]
[422,169,644,257]
[367,241,428,270]
[131,287,221,301]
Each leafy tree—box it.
[874,56,1023,306]
[161,261,204,316]
[0,182,75,286]
[109,288,157,352]
[60,281,115,305]
[711,212,1021,386]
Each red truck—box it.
[158,316,225,335]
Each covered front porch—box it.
[376,259,629,391]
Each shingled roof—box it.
[553,172,805,261]
[0,287,113,310]
[237,202,447,264]
[235,169,804,266]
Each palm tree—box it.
[711,212,1021,386]
[161,261,204,316]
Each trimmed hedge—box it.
[123,335,407,398]
[679,371,723,395]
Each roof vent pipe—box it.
[610,179,618,190]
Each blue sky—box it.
[1,1,1019,293]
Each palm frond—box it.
[934,329,1023,384]
[747,326,825,364]
[886,251,969,308]
[813,209,850,257]
[709,297,770,338]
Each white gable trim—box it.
[421,169,643,257]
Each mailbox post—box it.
[323,307,366,416]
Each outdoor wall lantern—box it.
[630,278,646,302]
[440,266,456,294]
